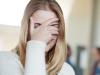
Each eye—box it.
[34,23,41,28]
[51,23,59,28]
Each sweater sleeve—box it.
[58,62,75,75]
[0,40,47,75]
[24,40,47,75]
[0,40,75,75]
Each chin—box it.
[45,39,57,52]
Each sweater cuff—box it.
[27,40,47,52]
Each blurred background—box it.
[0,0,100,75]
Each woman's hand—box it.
[30,17,59,45]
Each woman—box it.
[0,0,75,75]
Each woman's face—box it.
[30,10,58,52]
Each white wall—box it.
[0,25,20,51]
[93,0,100,47]
[68,0,93,48]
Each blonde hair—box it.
[14,0,67,75]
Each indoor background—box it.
[0,0,100,75]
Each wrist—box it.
[27,40,47,51]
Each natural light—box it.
[0,0,74,27]
[0,0,29,27]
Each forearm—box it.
[24,40,47,75]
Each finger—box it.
[42,18,59,27]
[48,26,59,31]
[50,20,59,24]
[47,34,57,44]
[54,25,59,28]
[52,35,58,40]
[50,22,59,28]
[50,30,59,35]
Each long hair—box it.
[14,0,67,74]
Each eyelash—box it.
[34,23,41,28]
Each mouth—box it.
[47,39,53,45]
[47,38,57,45]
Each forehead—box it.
[31,10,57,23]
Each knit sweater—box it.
[0,40,75,75]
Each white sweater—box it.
[0,40,75,75]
